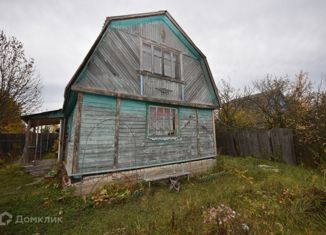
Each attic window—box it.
[148,106,178,137]
[142,42,180,79]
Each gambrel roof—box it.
[63,10,220,112]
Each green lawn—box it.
[0,156,325,235]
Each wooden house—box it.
[22,11,220,189]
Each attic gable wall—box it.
[74,16,218,106]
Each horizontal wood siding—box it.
[143,75,181,100]
[197,109,215,156]
[117,99,215,169]
[78,93,116,173]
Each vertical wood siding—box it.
[65,105,77,176]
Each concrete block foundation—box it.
[70,158,216,195]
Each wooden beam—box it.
[21,120,31,164]
[212,110,217,156]
[39,125,43,160]
[57,119,63,161]
[34,121,39,164]
[113,96,121,168]
[72,93,83,174]
[196,110,201,157]
[71,85,218,109]
[137,70,186,84]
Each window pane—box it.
[172,53,179,79]
[142,43,152,72]
[148,106,177,137]
[153,47,162,74]
[149,106,156,136]
[163,108,170,135]
[163,51,172,77]
[157,107,164,135]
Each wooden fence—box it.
[216,128,297,165]
[0,133,58,160]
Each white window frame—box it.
[141,40,180,80]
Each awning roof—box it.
[21,109,63,127]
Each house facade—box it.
[55,11,220,181]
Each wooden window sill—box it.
[147,136,179,141]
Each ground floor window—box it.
[148,106,177,137]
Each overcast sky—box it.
[1,0,325,111]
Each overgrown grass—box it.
[0,156,325,234]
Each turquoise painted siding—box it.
[197,109,215,156]
[118,99,147,168]
[70,93,215,175]
[110,15,199,58]
[78,93,116,173]
[117,99,215,169]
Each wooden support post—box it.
[212,110,217,156]
[46,130,49,152]
[57,119,63,162]
[113,96,121,168]
[22,120,31,164]
[196,110,201,157]
[39,125,43,160]
[34,121,39,164]
[140,75,144,95]
[72,93,83,174]
[61,118,66,161]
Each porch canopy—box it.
[21,109,64,127]
[21,109,64,164]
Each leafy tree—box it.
[0,30,42,132]
[216,72,326,167]
[0,93,24,133]
[248,74,290,128]
[216,79,256,129]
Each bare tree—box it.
[247,74,290,128]
[0,30,42,131]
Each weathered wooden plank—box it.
[72,85,217,109]
[216,128,297,164]
[72,93,83,173]
[77,93,116,173]
[113,96,121,168]
[73,20,218,106]
[21,120,31,164]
